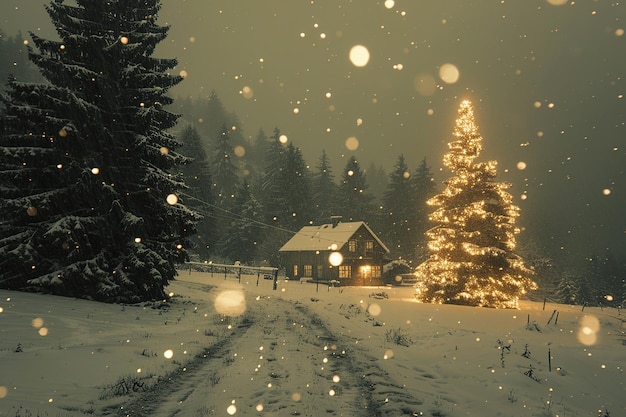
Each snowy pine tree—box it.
[415,100,536,308]
[0,0,195,302]
[412,158,436,262]
[311,149,337,224]
[382,154,417,261]
[221,179,263,263]
[210,124,240,209]
[261,127,289,224]
[337,156,374,223]
[178,124,215,260]
[555,273,580,305]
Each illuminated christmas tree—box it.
[415,100,536,308]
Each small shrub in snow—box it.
[385,327,413,347]
[100,375,152,399]
[369,291,389,299]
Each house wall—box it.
[281,225,388,286]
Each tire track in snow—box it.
[112,289,424,417]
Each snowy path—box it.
[2,272,624,417]
[113,281,422,417]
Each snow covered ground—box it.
[0,270,624,417]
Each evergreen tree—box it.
[203,91,229,141]
[257,128,312,265]
[601,252,623,305]
[412,158,436,262]
[415,100,536,308]
[221,178,263,263]
[336,156,374,223]
[583,252,624,305]
[240,128,267,181]
[260,127,289,224]
[0,0,195,302]
[211,124,240,208]
[555,271,580,305]
[248,128,268,170]
[382,154,416,261]
[365,161,387,203]
[178,124,215,260]
[311,149,337,224]
[282,142,313,229]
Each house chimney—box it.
[330,215,342,228]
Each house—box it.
[279,219,390,286]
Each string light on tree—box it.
[415,100,536,308]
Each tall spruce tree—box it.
[311,149,337,224]
[415,100,536,308]
[178,124,215,260]
[337,156,374,223]
[382,154,416,261]
[221,178,263,263]
[261,127,289,224]
[282,142,313,229]
[0,0,195,302]
[412,158,436,262]
[211,124,240,208]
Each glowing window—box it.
[339,265,352,278]
[371,265,381,278]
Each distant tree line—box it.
[529,250,626,307]
[1,17,623,306]
[173,93,436,268]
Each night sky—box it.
[1,0,625,260]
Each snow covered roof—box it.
[279,221,389,253]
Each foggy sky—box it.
[1,0,625,260]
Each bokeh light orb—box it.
[413,73,437,96]
[241,85,253,99]
[234,145,246,157]
[349,45,370,67]
[214,290,247,317]
[329,251,343,266]
[577,315,600,346]
[166,194,178,205]
[345,136,359,151]
[439,63,460,84]
[367,303,381,316]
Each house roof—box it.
[279,221,390,253]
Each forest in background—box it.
[1,29,624,307]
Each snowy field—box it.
[0,270,624,417]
